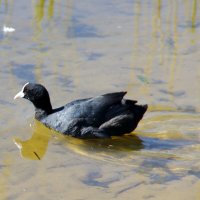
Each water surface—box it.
[1,0,200,199]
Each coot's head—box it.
[14,83,52,115]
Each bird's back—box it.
[41,92,127,133]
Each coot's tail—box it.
[132,103,148,120]
[78,103,148,138]
[97,101,148,136]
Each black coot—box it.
[14,83,148,138]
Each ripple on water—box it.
[13,110,200,185]
[62,111,200,179]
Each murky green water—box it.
[1,0,200,199]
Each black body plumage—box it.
[14,83,148,138]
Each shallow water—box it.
[1,0,200,199]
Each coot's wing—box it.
[88,92,127,110]
[51,92,128,130]
[77,92,127,121]
[64,92,127,117]
[95,92,127,104]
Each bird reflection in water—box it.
[13,121,52,160]
[13,120,143,161]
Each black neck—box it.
[35,107,52,120]
[34,102,53,120]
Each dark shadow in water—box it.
[86,53,103,61]
[67,19,103,38]
[11,63,36,83]
[142,137,194,151]
[81,171,118,188]
[58,75,75,92]
[159,89,185,97]
[188,169,200,179]
[178,21,200,29]
[136,135,198,184]
[138,156,183,184]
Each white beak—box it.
[14,90,25,99]
[14,82,29,100]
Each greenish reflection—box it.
[129,0,200,111]
[0,0,8,12]
[33,0,55,41]
[138,111,200,141]
[191,0,197,30]
[48,0,54,19]
[34,0,45,24]
[34,0,54,23]
[13,121,51,160]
